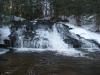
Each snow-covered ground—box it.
[67,15,97,32]
[13,16,25,21]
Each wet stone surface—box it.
[0,51,100,75]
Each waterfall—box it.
[19,36,24,48]
[32,29,51,48]
[80,38,99,52]
[0,22,100,57]
[0,22,99,57]
[14,23,83,57]
[49,24,68,50]
[15,24,69,49]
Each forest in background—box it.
[0,0,100,31]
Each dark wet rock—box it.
[22,20,33,30]
[60,19,69,22]
[62,24,73,30]
[55,18,69,22]
[0,44,8,48]
[36,20,54,25]
[12,20,33,28]
[11,21,22,29]
[34,20,54,29]
[8,35,17,47]
[64,37,81,48]
[24,32,32,38]
[0,39,11,48]
[4,39,11,47]
[88,40,100,48]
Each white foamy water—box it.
[49,25,68,50]
[49,25,83,57]
[0,48,9,55]
[0,22,99,57]
[15,24,84,57]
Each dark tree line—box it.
[0,0,100,19]
[53,0,100,31]
[0,0,100,31]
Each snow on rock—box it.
[82,24,96,32]
[12,16,25,21]
[67,15,96,32]
[67,15,77,25]
[63,23,100,44]
[0,26,11,40]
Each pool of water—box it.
[0,50,100,75]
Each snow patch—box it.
[64,23,100,44]
[0,26,11,44]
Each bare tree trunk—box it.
[50,2,54,19]
[0,15,3,25]
[75,15,81,26]
[95,14,100,32]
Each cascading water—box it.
[49,24,68,50]
[0,20,100,57]
[0,22,100,57]
[15,24,69,49]
[80,38,99,52]
[32,29,51,48]
[14,22,83,57]
[17,25,68,50]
